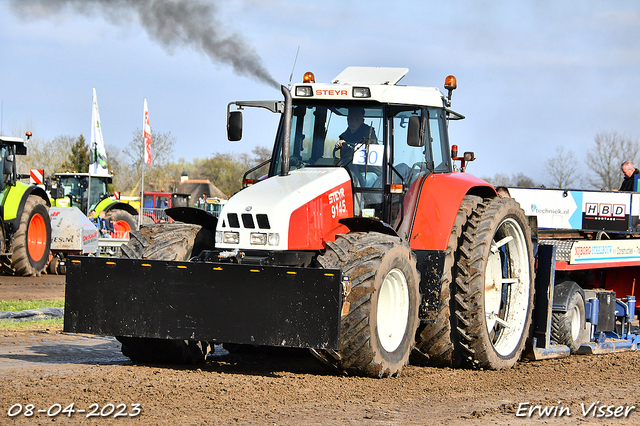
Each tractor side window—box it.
[0,146,7,191]
[173,196,189,208]
[89,177,108,211]
[390,107,427,227]
[157,196,169,209]
[392,107,427,188]
[428,108,450,172]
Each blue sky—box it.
[1,0,639,184]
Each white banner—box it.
[90,87,109,175]
[570,240,640,264]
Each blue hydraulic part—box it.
[585,298,599,326]
[627,295,636,321]
[585,295,638,341]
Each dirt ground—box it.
[1,276,639,425]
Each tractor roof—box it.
[0,136,26,145]
[291,67,446,108]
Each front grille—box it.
[241,213,255,229]
[227,213,240,228]
[223,212,271,230]
[256,214,270,229]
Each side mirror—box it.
[407,116,424,147]
[227,110,243,141]
[463,152,475,162]
[51,186,65,199]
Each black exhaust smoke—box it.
[10,0,280,89]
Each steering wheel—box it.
[333,140,357,167]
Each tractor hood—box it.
[216,168,353,251]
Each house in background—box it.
[177,172,226,206]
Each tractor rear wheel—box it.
[316,232,420,377]
[414,196,534,370]
[11,195,51,277]
[116,223,215,364]
[413,195,481,367]
[106,208,137,237]
[455,197,535,369]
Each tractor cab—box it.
[228,67,465,232]
[269,101,453,228]
[54,173,112,213]
[142,191,191,223]
[221,67,473,253]
[0,136,28,192]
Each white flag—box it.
[143,98,152,167]
[90,87,109,175]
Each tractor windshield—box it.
[272,101,383,176]
[58,176,109,213]
[270,101,451,225]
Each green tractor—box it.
[0,135,51,276]
[50,173,138,236]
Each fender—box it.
[100,199,139,216]
[2,182,50,231]
[166,207,218,233]
[401,173,495,251]
[339,217,398,237]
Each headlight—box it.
[295,86,313,97]
[250,232,267,245]
[352,87,371,98]
[215,231,223,244]
[222,232,240,244]
[268,233,280,246]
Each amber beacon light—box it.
[303,72,315,83]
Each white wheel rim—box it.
[570,304,582,341]
[377,268,410,353]
[484,217,531,356]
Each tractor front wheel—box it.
[317,232,420,378]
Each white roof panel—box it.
[332,67,409,85]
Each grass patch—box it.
[0,318,63,331]
[0,299,65,312]
[0,300,64,331]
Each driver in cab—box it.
[335,107,377,163]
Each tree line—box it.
[15,126,271,198]
[481,131,639,190]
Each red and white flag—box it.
[143,98,152,166]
